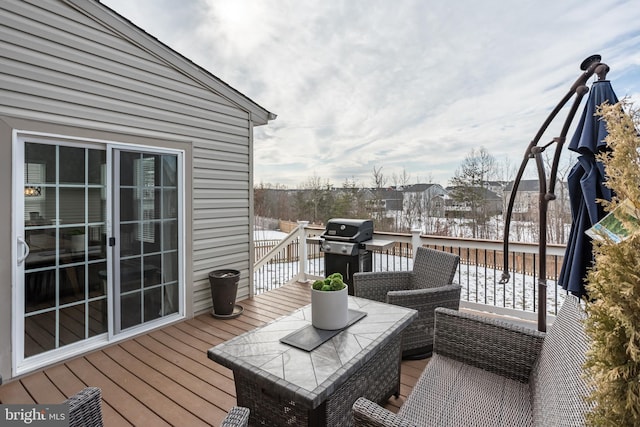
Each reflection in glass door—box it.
[23,143,108,357]
[114,150,180,332]
[17,139,183,368]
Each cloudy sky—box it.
[101,0,640,188]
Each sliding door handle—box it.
[17,237,30,265]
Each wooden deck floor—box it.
[0,282,428,426]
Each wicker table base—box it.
[236,335,401,426]
[208,297,417,427]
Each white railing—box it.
[253,223,568,322]
[253,221,324,294]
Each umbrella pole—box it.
[534,152,548,331]
[501,55,608,331]
[532,92,589,332]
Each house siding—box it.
[0,0,271,379]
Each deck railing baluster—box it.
[253,225,567,316]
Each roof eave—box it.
[65,0,276,125]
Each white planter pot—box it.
[71,234,85,252]
[311,286,349,330]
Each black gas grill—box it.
[320,218,374,295]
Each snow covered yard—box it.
[253,237,566,316]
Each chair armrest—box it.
[65,387,103,427]
[220,406,250,427]
[386,284,461,309]
[434,308,545,383]
[352,397,417,427]
[353,271,412,302]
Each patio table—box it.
[207,296,417,426]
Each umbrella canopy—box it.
[559,80,619,297]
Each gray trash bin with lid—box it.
[209,269,243,318]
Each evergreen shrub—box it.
[584,100,640,426]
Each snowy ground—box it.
[254,229,289,241]
[254,247,566,316]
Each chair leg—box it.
[402,345,432,360]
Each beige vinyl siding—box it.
[192,142,252,311]
[1,4,239,109]
[0,0,269,322]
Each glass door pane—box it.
[23,143,107,358]
[115,150,180,332]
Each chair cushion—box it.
[398,354,532,427]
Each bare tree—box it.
[543,151,574,244]
[332,177,368,219]
[254,182,290,220]
[449,147,497,238]
[407,173,437,234]
[294,174,334,223]
[390,168,411,232]
[403,187,423,232]
[371,166,390,229]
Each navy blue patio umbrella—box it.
[558,79,619,298]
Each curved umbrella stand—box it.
[500,55,611,332]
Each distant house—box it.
[445,186,502,218]
[503,179,570,221]
[1,0,275,379]
[401,184,447,217]
[484,180,507,198]
[379,187,404,211]
[504,180,539,219]
[362,184,447,217]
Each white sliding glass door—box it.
[113,149,181,332]
[20,141,108,358]
[14,135,184,373]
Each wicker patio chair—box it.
[220,406,250,427]
[353,295,592,426]
[353,247,460,358]
[65,387,103,427]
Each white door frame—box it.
[12,131,186,376]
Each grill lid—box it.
[321,218,373,243]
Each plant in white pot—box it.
[311,273,348,330]
[68,228,85,252]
